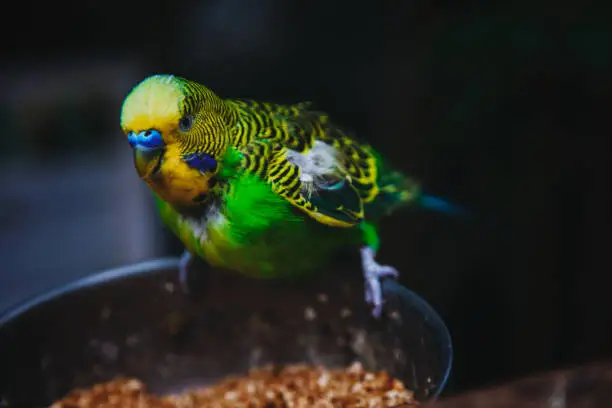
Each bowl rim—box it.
[0,258,180,327]
[382,279,454,398]
[0,257,452,398]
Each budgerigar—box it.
[120,74,461,318]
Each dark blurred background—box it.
[1,0,610,397]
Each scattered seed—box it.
[51,363,418,407]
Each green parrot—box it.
[120,74,462,317]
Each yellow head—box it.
[120,74,235,181]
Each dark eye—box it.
[179,115,194,132]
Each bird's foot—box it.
[360,246,399,318]
[178,250,194,293]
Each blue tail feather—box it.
[418,194,469,217]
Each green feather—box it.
[222,169,303,247]
[214,147,303,247]
[364,147,421,219]
[217,147,244,179]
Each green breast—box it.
[155,172,360,278]
[202,214,352,278]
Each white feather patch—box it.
[286,141,339,178]
[285,140,343,196]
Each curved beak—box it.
[133,146,164,179]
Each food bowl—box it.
[0,258,452,406]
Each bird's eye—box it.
[179,115,194,132]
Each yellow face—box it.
[120,74,232,209]
[120,75,185,141]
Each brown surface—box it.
[427,361,612,408]
[51,362,418,407]
[49,378,174,408]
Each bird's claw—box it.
[361,247,399,318]
[364,265,399,305]
[178,250,194,293]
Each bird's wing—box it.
[238,138,365,228]
[231,100,384,226]
[232,100,381,202]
